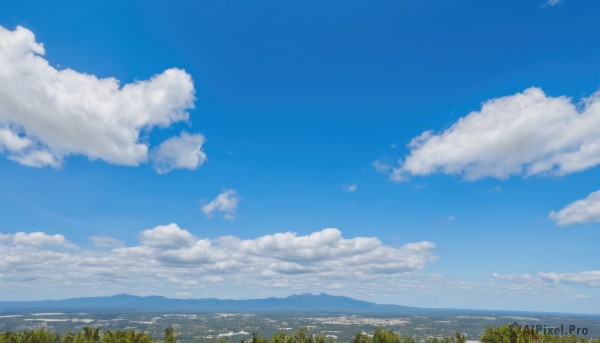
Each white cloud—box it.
[0,225,437,297]
[0,231,74,249]
[549,190,600,226]
[152,132,207,174]
[201,189,239,220]
[0,25,202,172]
[139,223,195,248]
[487,186,502,193]
[539,271,600,287]
[444,215,456,223]
[88,235,124,249]
[492,273,533,283]
[492,270,600,288]
[0,128,34,153]
[342,184,357,192]
[373,160,407,182]
[541,0,562,8]
[372,160,391,174]
[391,87,600,181]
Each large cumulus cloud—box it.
[0,26,204,173]
[387,87,600,181]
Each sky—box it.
[0,0,599,314]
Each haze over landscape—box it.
[1,0,599,320]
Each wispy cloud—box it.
[492,272,533,283]
[342,184,358,192]
[89,235,124,249]
[372,160,406,182]
[444,215,456,223]
[492,270,600,288]
[201,189,240,220]
[540,0,562,8]
[487,186,502,193]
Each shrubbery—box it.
[480,325,599,343]
[0,327,172,343]
[1,326,598,343]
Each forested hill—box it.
[0,293,417,313]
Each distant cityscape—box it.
[1,294,599,342]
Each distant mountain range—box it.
[0,293,419,313]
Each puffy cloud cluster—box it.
[389,87,600,181]
[138,223,196,248]
[0,225,437,296]
[549,190,600,226]
[0,26,204,173]
[201,189,239,220]
[0,231,74,248]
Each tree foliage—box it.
[480,325,599,343]
[2,326,598,343]
[1,328,155,343]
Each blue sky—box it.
[0,0,599,314]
